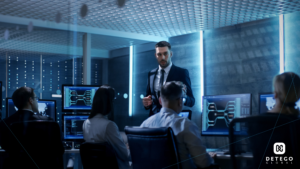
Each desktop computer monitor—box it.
[202,93,251,136]
[259,93,300,114]
[62,85,100,112]
[62,114,89,140]
[178,110,192,120]
[6,98,56,120]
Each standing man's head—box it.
[90,85,115,119]
[155,41,173,68]
[12,87,39,113]
[160,81,185,113]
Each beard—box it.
[159,60,169,68]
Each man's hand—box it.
[142,95,153,107]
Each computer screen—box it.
[62,85,100,112]
[178,110,192,120]
[259,93,300,113]
[62,114,88,140]
[6,98,56,120]
[202,93,251,136]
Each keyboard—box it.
[206,148,229,154]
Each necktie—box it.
[158,69,165,98]
[160,69,165,88]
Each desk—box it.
[215,152,253,160]
[207,149,253,169]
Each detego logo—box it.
[274,142,285,155]
[266,142,293,165]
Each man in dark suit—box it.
[143,41,195,117]
[0,87,64,168]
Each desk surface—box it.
[207,149,253,160]
[0,149,253,159]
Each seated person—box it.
[268,72,300,115]
[140,81,214,169]
[0,87,53,149]
[0,87,63,168]
[248,72,300,169]
[82,85,131,169]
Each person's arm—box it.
[105,122,131,162]
[182,69,195,107]
[183,122,213,168]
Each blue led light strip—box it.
[129,46,133,116]
[279,14,284,73]
[200,31,204,111]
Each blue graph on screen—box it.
[202,94,251,135]
[63,86,99,110]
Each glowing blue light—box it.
[279,15,284,73]
[129,45,133,116]
[200,31,204,111]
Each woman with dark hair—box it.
[83,85,131,169]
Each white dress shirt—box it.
[140,107,213,169]
[83,114,131,169]
[154,62,172,96]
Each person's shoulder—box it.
[140,114,158,127]
[172,64,188,72]
[174,116,197,129]
[106,120,120,131]
[33,114,53,121]
[149,67,158,73]
[89,115,111,125]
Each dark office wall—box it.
[91,59,103,86]
[132,46,157,126]
[203,17,280,148]
[0,53,6,117]
[109,44,158,131]
[108,54,130,130]
[284,11,300,75]
[0,52,101,127]
[42,54,73,125]
[169,32,202,127]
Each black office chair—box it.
[125,126,181,169]
[80,142,119,169]
[229,113,300,169]
[5,121,64,169]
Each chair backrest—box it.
[125,126,181,169]
[7,121,64,169]
[80,142,119,169]
[229,113,300,169]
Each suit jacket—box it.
[145,64,195,116]
[0,110,64,169]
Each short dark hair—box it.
[155,41,171,50]
[161,81,183,101]
[12,87,35,109]
[89,85,115,118]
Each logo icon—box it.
[274,142,285,155]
